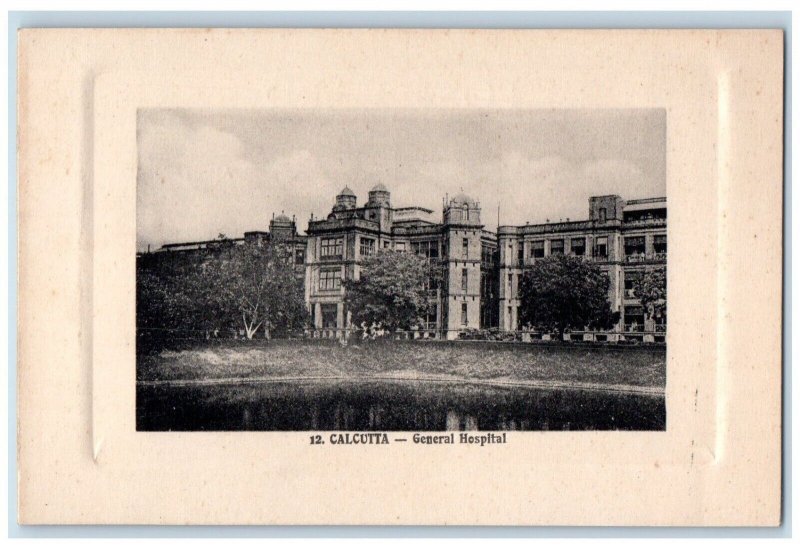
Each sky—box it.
[137,108,666,251]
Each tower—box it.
[364,183,393,231]
[442,193,483,338]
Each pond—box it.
[136,380,665,431]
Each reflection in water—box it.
[137,380,665,431]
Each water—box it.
[136,380,665,431]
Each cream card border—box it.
[17,29,783,525]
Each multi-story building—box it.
[304,184,498,338]
[140,188,665,342]
[497,194,666,341]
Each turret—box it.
[366,183,391,207]
[443,192,481,226]
[269,212,296,238]
[333,186,357,211]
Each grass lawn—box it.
[137,339,666,392]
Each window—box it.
[595,236,608,258]
[550,239,564,255]
[531,240,545,258]
[319,268,341,291]
[412,240,439,260]
[359,237,375,257]
[508,273,513,291]
[481,245,494,267]
[571,237,586,256]
[320,237,343,259]
[517,246,524,265]
[654,234,667,254]
[383,241,390,249]
[462,238,469,258]
[295,248,305,265]
[424,306,437,330]
[624,305,645,332]
[461,303,468,325]
[321,304,338,329]
[624,271,642,299]
[396,242,406,252]
[461,269,468,292]
[624,236,646,257]
[599,208,607,223]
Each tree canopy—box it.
[518,254,619,335]
[632,266,667,321]
[344,250,438,332]
[137,237,309,341]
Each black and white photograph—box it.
[135,108,668,432]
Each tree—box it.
[199,240,309,339]
[137,260,212,341]
[136,235,309,341]
[632,266,667,323]
[344,250,438,332]
[518,254,619,337]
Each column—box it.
[336,302,344,330]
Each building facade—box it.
[497,195,666,341]
[141,187,665,341]
[304,185,498,339]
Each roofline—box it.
[159,237,245,249]
[625,197,667,205]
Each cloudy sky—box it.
[137,108,665,251]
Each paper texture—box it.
[17,29,783,525]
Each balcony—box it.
[622,217,667,228]
[308,217,379,233]
[624,251,667,263]
[624,323,645,332]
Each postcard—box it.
[17,28,783,525]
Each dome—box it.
[452,192,475,206]
[338,186,356,197]
[274,213,291,223]
[370,183,389,193]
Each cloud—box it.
[137,110,664,248]
[137,116,334,248]
[485,153,647,227]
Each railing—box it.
[622,217,667,227]
[308,217,379,232]
[624,252,667,263]
[297,327,669,344]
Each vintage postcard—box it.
[17,29,783,525]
